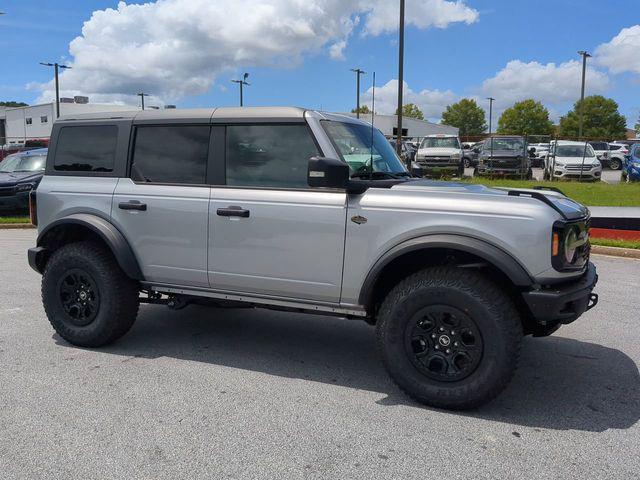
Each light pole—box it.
[231,73,250,107]
[39,62,71,118]
[487,97,495,136]
[137,92,150,110]
[350,68,366,118]
[396,0,406,158]
[577,50,591,140]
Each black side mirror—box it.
[308,157,349,189]
[473,147,481,153]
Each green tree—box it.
[635,115,640,136]
[496,99,553,136]
[0,101,28,107]
[351,105,371,115]
[441,99,487,136]
[558,95,627,139]
[395,103,424,120]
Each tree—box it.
[441,99,487,136]
[635,115,640,136]
[395,103,424,120]
[558,95,627,139]
[0,101,28,107]
[351,105,371,115]
[496,99,553,136]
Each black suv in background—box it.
[0,148,47,213]
[475,136,532,179]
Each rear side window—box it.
[131,126,210,184]
[54,126,118,172]
[226,124,319,188]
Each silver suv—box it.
[28,107,598,410]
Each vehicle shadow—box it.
[56,304,639,432]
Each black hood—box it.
[0,171,44,187]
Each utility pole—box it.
[487,97,495,136]
[577,50,591,140]
[231,73,250,107]
[137,92,150,110]
[40,62,71,118]
[350,68,367,118]
[396,0,405,157]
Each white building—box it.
[342,113,459,139]
[0,100,138,146]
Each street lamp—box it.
[231,73,250,107]
[350,68,367,118]
[577,50,592,140]
[396,0,406,158]
[39,62,71,118]
[487,97,495,136]
[137,92,150,110]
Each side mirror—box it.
[473,147,481,154]
[308,157,349,189]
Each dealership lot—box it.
[1,229,638,479]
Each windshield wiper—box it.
[351,171,404,180]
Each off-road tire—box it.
[376,267,522,410]
[42,241,140,347]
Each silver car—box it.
[28,107,598,410]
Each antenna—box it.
[369,72,376,182]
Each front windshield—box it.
[420,137,460,149]
[556,145,596,158]
[0,153,46,173]
[485,138,524,152]
[323,121,408,178]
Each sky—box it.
[0,0,638,127]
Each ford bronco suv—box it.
[28,107,598,410]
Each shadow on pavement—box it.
[56,304,639,432]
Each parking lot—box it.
[463,167,624,184]
[0,229,638,479]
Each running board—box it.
[142,283,367,318]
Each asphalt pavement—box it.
[1,229,638,479]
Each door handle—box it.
[119,200,147,211]
[217,206,250,218]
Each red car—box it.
[0,138,49,161]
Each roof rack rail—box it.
[533,185,566,196]
[507,190,568,220]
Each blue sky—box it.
[1,0,638,127]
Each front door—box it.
[111,124,211,287]
[208,124,347,303]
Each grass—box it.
[591,238,640,250]
[462,177,640,207]
[0,216,30,224]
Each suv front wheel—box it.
[42,241,140,347]
[376,267,522,410]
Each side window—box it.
[40,116,48,124]
[26,118,33,125]
[226,124,320,188]
[131,125,210,184]
[54,125,118,172]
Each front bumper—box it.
[552,168,601,180]
[522,262,598,325]
[477,166,527,176]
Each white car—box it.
[544,141,602,181]
[608,143,629,170]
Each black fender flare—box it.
[358,234,534,307]
[33,213,143,280]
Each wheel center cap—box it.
[79,291,88,301]
[439,335,451,347]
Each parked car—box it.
[588,141,613,169]
[0,148,47,212]
[475,136,532,178]
[28,107,598,410]
[462,142,482,168]
[544,141,601,181]
[622,143,640,182]
[415,134,464,177]
[528,143,549,168]
[608,143,629,170]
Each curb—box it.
[0,223,35,230]
[591,245,640,259]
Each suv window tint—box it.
[54,125,118,172]
[131,125,210,184]
[589,142,608,150]
[226,124,319,188]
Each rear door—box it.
[111,123,212,287]
[208,123,347,303]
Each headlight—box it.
[555,162,565,167]
[552,222,589,272]
[15,183,35,192]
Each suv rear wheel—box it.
[608,158,621,170]
[376,266,522,410]
[42,241,140,347]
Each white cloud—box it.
[595,25,640,76]
[361,0,479,36]
[32,0,478,104]
[481,60,610,110]
[361,79,458,121]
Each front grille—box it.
[564,164,592,172]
